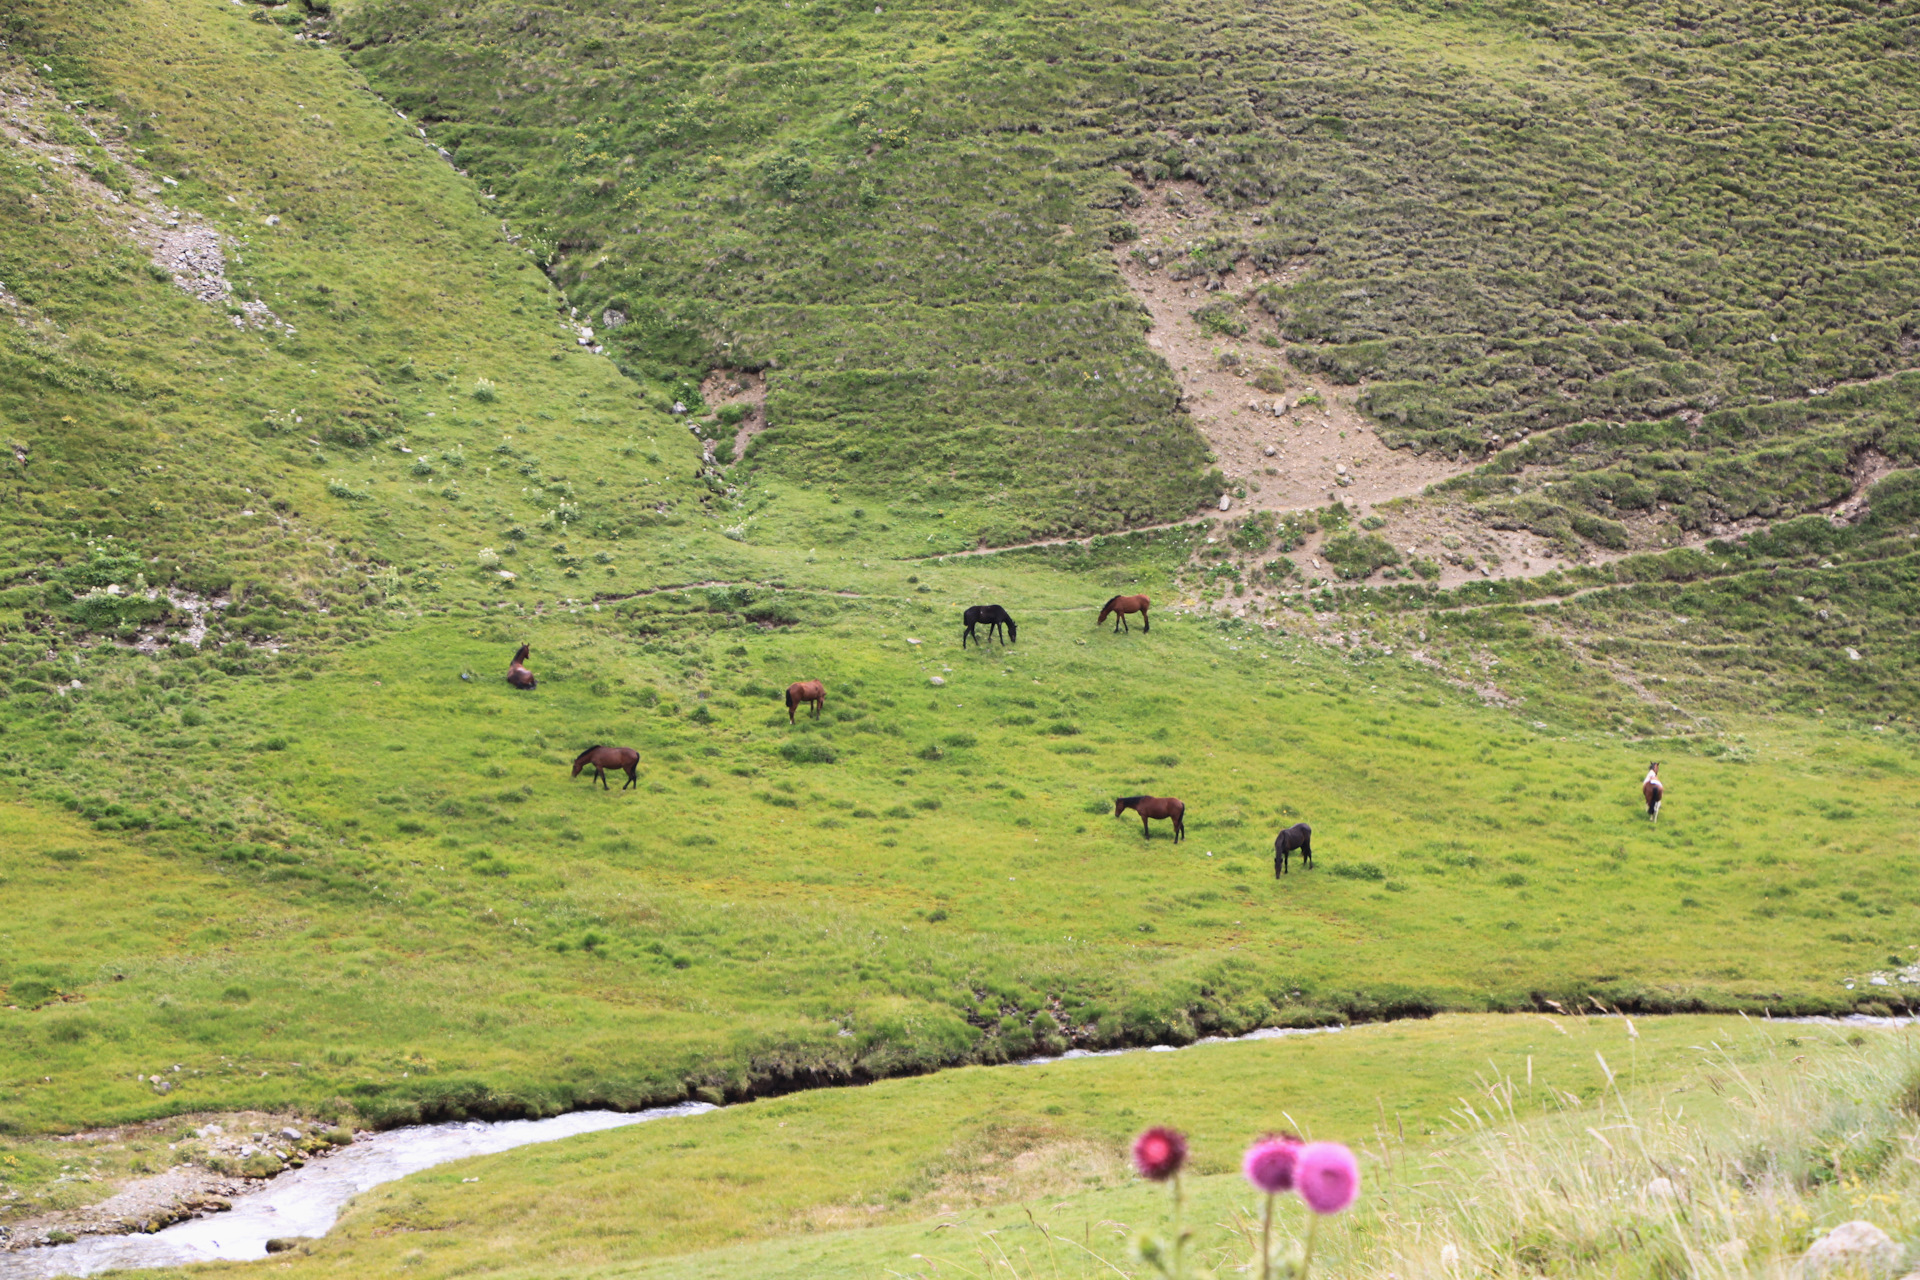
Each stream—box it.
[0,1103,715,1278]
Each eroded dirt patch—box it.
[1114,182,1461,514]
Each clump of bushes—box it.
[1321,533,1402,579]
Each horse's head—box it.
[1005,618,1017,644]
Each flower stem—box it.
[1299,1212,1322,1280]
[1172,1173,1186,1280]
[1260,1192,1274,1280]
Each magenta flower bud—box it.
[1295,1141,1360,1214]
[1242,1136,1302,1194]
[1132,1126,1188,1181]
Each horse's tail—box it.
[1098,596,1120,623]
[785,686,797,707]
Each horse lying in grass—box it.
[507,643,536,689]
[786,680,825,723]
[1643,762,1663,823]
[1274,822,1313,876]
[1115,794,1184,842]
[1098,594,1150,633]
[962,604,1016,648]
[572,745,640,791]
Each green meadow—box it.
[2,0,1920,1274]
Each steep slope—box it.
[0,0,710,650]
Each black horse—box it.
[1274,823,1313,876]
[962,604,1017,648]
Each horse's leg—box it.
[1141,609,1149,634]
[1141,813,1150,840]
[623,766,637,790]
[598,766,610,791]
[1174,813,1183,843]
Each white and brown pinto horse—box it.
[1642,762,1663,822]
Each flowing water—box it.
[0,1102,716,1278]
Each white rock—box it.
[929,676,945,686]
[1643,1176,1677,1200]
[1804,1221,1900,1274]
[1263,444,1277,457]
[1847,647,1862,661]
[281,1127,302,1141]
[1218,494,1232,511]
[1335,464,1348,475]
[906,637,921,645]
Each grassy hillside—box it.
[334,0,1920,551]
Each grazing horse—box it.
[1274,823,1313,876]
[1097,594,1150,633]
[785,680,826,723]
[962,604,1017,648]
[1642,762,1663,823]
[1115,794,1185,843]
[507,643,537,690]
[572,745,640,791]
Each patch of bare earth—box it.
[0,68,287,333]
[701,368,769,462]
[1111,183,1589,597]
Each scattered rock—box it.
[1263,444,1276,457]
[929,676,946,686]
[265,1238,311,1254]
[1217,494,1232,511]
[1804,1221,1901,1274]
[1847,647,1862,661]
[1643,1176,1677,1201]
[601,308,627,328]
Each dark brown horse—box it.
[1274,822,1313,876]
[507,643,536,690]
[1115,794,1184,842]
[572,745,640,790]
[786,680,825,723]
[1643,762,1663,823]
[1098,594,1150,633]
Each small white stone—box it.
[1218,494,1232,511]
[929,676,945,686]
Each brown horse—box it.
[572,745,640,791]
[1642,762,1663,823]
[1115,794,1184,842]
[786,680,825,723]
[1098,594,1150,633]
[507,643,536,690]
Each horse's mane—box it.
[1101,595,1123,611]
[1115,794,1150,806]
[512,643,531,664]
[573,745,602,766]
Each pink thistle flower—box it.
[1242,1135,1302,1194]
[1131,1126,1188,1182]
[1295,1141,1360,1215]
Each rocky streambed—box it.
[0,1104,715,1278]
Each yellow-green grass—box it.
[5,566,1915,1135]
[154,1013,1852,1280]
